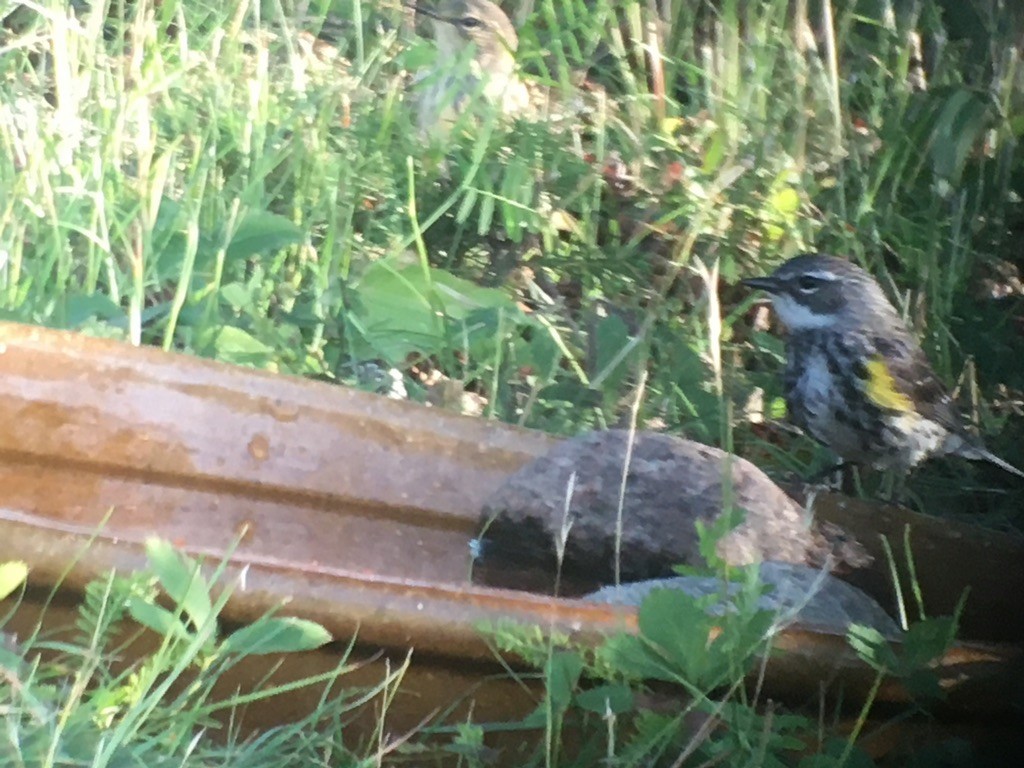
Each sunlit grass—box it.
[1,0,1021,761]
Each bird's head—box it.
[742,253,901,333]
[417,0,519,76]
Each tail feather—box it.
[954,442,1024,480]
[977,449,1024,480]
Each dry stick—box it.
[614,368,649,586]
[553,471,578,599]
[693,255,723,397]
[645,0,667,124]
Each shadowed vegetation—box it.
[0,0,1022,763]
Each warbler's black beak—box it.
[741,276,780,292]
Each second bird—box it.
[414,0,531,135]
[743,253,1024,480]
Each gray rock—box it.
[476,430,868,593]
[587,561,901,638]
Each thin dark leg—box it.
[807,460,856,484]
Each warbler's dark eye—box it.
[458,17,483,29]
[796,275,821,292]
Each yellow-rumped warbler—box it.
[743,253,1024,479]
[413,0,531,134]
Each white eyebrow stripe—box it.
[800,270,839,281]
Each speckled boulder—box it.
[476,430,865,593]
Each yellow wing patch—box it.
[864,358,914,413]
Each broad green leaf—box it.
[127,596,190,640]
[636,589,715,684]
[903,667,944,701]
[592,313,634,396]
[544,650,583,712]
[499,160,531,240]
[927,88,991,183]
[144,539,215,632]
[208,326,275,367]
[769,395,787,420]
[429,268,515,320]
[536,381,603,408]
[900,616,957,671]
[399,38,436,70]
[347,262,445,361]
[223,616,332,656]
[846,624,899,672]
[219,282,254,311]
[350,260,517,363]
[225,212,305,263]
[599,633,677,683]
[574,683,635,715]
[64,294,125,328]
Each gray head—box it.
[418,1,519,72]
[742,254,904,334]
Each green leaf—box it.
[926,88,992,183]
[770,186,800,216]
[846,624,898,672]
[536,381,603,408]
[476,188,496,236]
[456,187,479,224]
[429,268,515,321]
[126,596,190,640]
[207,326,275,367]
[599,633,678,682]
[513,703,554,730]
[574,683,634,715]
[349,260,518,363]
[702,129,726,174]
[223,616,332,656]
[0,561,28,601]
[592,313,634,396]
[499,160,532,240]
[347,262,446,362]
[219,282,255,311]
[399,38,436,70]
[1009,113,1024,138]
[903,668,944,701]
[64,294,125,328]
[545,650,583,713]
[636,589,715,683]
[144,538,215,632]
[225,212,305,263]
[900,616,956,671]
[525,323,561,375]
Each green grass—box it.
[2,0,1021,457]
[1,0,1022,763]
[0,540,965,766]
[4,0,1021,498]
[0,542,398,766]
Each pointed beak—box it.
[741,275,780,292]
[412,5,448,23]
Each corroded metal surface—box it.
[0,321,557,588]
[789,488,1024,644]
[0,321,1020,748]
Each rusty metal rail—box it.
[0,321,1020,745]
